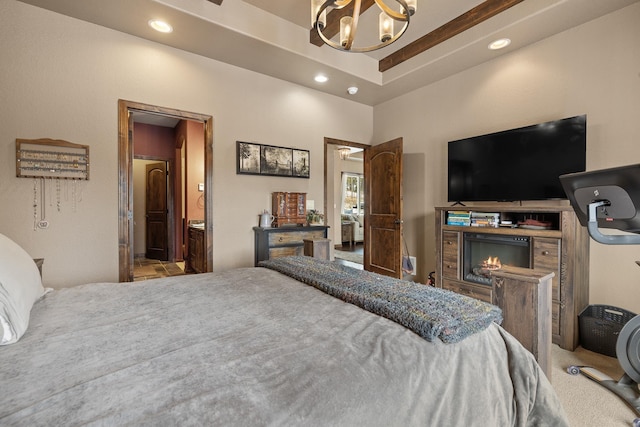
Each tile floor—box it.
[133,256,186,281]
[133,247,366,281]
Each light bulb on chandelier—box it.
[311,0,417,53]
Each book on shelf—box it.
[447,220,470,226]
[469,211,500,227]
[471,221,498,227]
[470,211,500,218]
[447,211,470,218]
[447,210,471,226]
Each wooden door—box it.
[145,162,169,261]
[364,137,403,278]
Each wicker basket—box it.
[578,305,637,357]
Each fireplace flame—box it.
[482,256,502,270]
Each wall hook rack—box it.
[16,138,90,180]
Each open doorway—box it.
[325,137,405,278]
[118,100,213,282]
[134,159,171,262]
[324,138,368,267]
[132,157,179,281]
[335,162,365,265]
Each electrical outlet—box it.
[37,220,49,229]
[408,256,416,275]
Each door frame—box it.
[118,99,213,282]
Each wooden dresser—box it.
[253,226,329,266]
[435,206,589,350]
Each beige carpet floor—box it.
[551,344,638,426]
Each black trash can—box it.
[578,304,637,357]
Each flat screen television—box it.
[447,115,586,202]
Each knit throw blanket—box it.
[260,256,503,343]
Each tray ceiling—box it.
[17,0,639,105]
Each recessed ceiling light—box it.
[347,86,358,95]
[148,19,173,33]
[488,38,511,50]
[314,74,328,83]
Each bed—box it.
[0,233,568,426]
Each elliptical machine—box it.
[560,165,640,426]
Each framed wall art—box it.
[236,141,309,178]
[237,141,261,175]
[261,144,292,177]
[292,149,310,178]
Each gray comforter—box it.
[0,267,568,426]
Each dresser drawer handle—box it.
[447,241,453,245]
[278,237,284,242]
[542,250,549,255]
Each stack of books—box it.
[447,211,471,226]
[470,211,500,227]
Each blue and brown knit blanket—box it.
[260,256,503,343]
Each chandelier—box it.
[311,0,417,52]
[338,147,351,160]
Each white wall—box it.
[0,1,372,287]
[374,3,640,311]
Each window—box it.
[341,172,364,215]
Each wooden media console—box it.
[435,206,589,351]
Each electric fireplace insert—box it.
[463,232,531,285]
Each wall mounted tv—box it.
[447,115,586,203]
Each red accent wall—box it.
[175,120,205,261]
[185,121,205,224]
[133,123,176,159]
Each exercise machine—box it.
[560,164,640,426]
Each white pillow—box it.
[0,233,47,345]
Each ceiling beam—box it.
[309,0,376,47]
[379,0,524,72]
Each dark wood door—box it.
[145,162,168,261]
[363,137,403,278]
